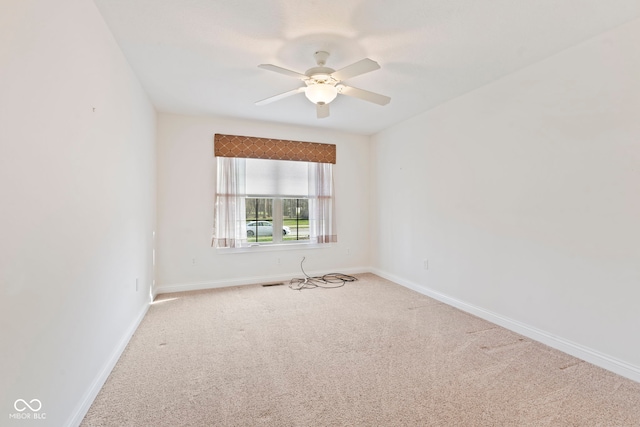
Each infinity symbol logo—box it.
[14,399,42,412]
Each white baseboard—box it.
[154,266,371,296]
[65,302,150,427]
[370,268,640,384]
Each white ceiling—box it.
[93,0,640,135]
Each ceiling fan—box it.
[255,51,391,119]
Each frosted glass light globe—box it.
[305,83,338,104]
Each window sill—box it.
[215,242,333,254]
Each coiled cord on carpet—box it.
[289,257,357,290]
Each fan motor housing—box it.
[305,66,336,83]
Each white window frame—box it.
[244,197,310,246]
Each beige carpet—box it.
[82,274,640,426]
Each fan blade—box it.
[258,64,309,80]
[255,87,305,106]
[331,58,380,81]
[316,103,330,119]
[339,85,390,106]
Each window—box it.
[211,134,336,249]
[241,158,310,245]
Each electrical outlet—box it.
[192,258,197,265]
[277,257,281,265]
[423,259,429,270]
[135,278,139,291]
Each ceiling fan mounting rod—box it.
[314,50,330,66]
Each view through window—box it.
[245,197,310,244]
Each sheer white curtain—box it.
[212,157,247,248]
[308,162,337,243]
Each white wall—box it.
[0,1,156,425]
[156,114,370,292]
[371,19,640,380]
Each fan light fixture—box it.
[305,83,338,104]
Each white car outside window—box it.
[246,221,290,237]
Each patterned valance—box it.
[214,134,336,164]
